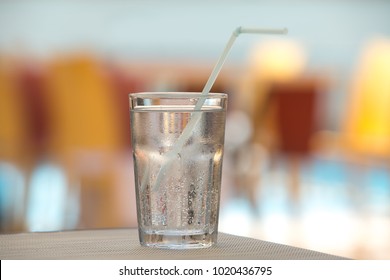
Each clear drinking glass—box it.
[129,92,227,249]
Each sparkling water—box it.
[131,105,226,248]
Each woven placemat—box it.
[0,228,347,260]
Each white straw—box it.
[148,26,287,191]
[196,27,287,110]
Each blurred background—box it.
[1,0,390,259]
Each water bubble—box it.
[158,146,164,155]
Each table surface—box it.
[0,228,347,260]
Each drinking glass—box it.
[129,92,227,249]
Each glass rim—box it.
[129,92,227,99]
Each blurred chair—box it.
[0,57,30,232]
[235,39,316,212]
[268,78,320,207]
[339,37,390,215]
[271,79,318,156]
[344,37,390,159]
[42,54,134,229]
[0,57,32,167]
[17,62,48,161]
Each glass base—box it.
[139,230,216,249]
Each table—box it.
[0,228,347,260]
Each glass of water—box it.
[129,92,227,249]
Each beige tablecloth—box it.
[0,228,347,260]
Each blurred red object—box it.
[17,63,48,158]
[271,78,319,156]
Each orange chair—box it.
[42,54,132,229]
[343,38,390,160]
[0,57,30,232]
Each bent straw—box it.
[146,26,287,191]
